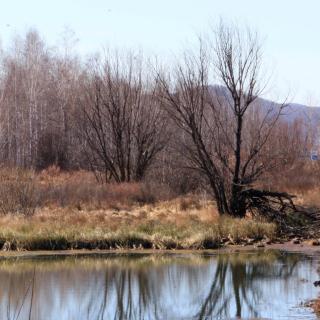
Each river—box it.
[0,250,319,320]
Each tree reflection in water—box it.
[195,252,300,319]
[0,252,316,320]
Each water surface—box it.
[1,250,319,320]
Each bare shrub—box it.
[179,196,201,211]
[35,169,175,209]
[131,184,156,205]
[0,168,38,216]
[260,161,320,194]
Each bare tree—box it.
[81,52,168,183]
[0,29,85,170]
[0,30,52,167]
[158,22,293,218]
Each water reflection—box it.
[0,251,318,320]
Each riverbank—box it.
[0,167,318,252]
[0,189,317,251]
[0,240,319,261]
[0,204,276,251]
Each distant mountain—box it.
[283,103,320,125]
[209,85,320,126]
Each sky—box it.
[0,0,319,104]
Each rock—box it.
[292,238,301,244]
[312,239,320,246]
[255,242,265,248]
[264,238,272,245]
[2,241,11,251]
[246,238,255,245]
[314,281,320,287]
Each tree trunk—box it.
[208,177,230,215]
[229,111,246,217]
[230,187,246,218]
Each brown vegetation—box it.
[312,299,320,315]
[0,167,278,251]
[0,21,317,250]
[0,165,317,251]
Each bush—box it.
[0,168,38,216]
[36,132,68,170]
[34,169,176,209]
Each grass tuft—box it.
[0,167,277,251]
[0,210,276,251]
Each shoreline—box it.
[0,241,319,260]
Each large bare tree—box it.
[81,52,168,183]
[158,22,293,218]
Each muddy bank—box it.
[0,240,319,260]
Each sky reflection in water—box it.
[0,251,319,320]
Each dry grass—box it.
[2,163,320,213]
[260,162,320,193]
[308,298,320,316]
[258,162,320,208]
[0,166,277,250]
[0,166,177,214]
[36,166,176,210]
[0,168,38,216]
[313,299,320,315]
[0,198,276,251]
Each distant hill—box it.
[282,103,320,126]
[209,85,320,126]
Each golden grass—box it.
[0,198,276,251]
[0,166,277,251]
[293,189,320,207]
[259,162,320,208]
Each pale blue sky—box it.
[0,0,319,104]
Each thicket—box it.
[0,23,315,219]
